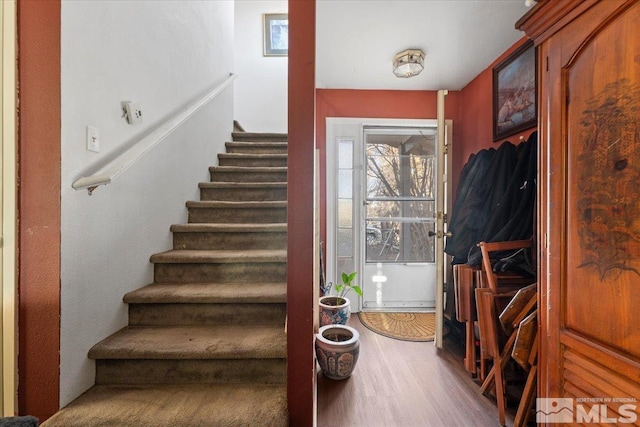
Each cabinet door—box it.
[540,0,640,419]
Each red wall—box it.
[17,0,61,420]
[455,36,537,188]
[287,0,316,425]
[316,89,461,240]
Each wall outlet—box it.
[124,102,143,125]
[86,126,100,152]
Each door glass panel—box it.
[365,220,435,263]
[365,200,435,220]
[365,128,437,264]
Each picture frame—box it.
[493,40,537,141]
[263,13,288,57]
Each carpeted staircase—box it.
[43,131,289,427]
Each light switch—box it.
[86,126,100,152]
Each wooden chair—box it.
[475,239,536,385]
[475,287,508,425]
[453,264,483,376]
[476,284,537,426]
[512,310,538,427]
[455,240,535,382]
[477,239,535,294]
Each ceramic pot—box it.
[319,296,350,326]
[315,324,360,380]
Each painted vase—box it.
[315,324,360,380]
[319,296,350,326]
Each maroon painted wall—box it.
[455,36,537,189]
[287,0,316,425]
[17,0,61,420]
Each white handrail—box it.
[72,73,238,194]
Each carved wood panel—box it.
[564,0,640,360]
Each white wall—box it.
[60,1,234,406]
[234,0,287,133]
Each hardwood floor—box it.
[317,316,518,427]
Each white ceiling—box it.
[316,0,532,91]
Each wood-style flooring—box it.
[317,316,520,427]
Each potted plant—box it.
[319,271,363,326]
[315,323,360,380]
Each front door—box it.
[361,126,437,311]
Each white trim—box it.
[435,90,448,349]
[1,0,17,416]
[72,73,238,193]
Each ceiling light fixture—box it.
[392,49,425,78]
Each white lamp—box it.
[392,49,425,78]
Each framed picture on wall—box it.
[493,40,537,141]
[263,13,288,57]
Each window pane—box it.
[337,257,354,278]
[366,148,436,200]
[338,228,353,257]
[338,199,352,227]
[366,200,434,220]
[338,170,352,198]
[365,220,435,263]
[338,139,353,168]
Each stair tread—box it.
[232,131,287,141]
[199,181,287,188]
[187,200,287,208]
[40,383,287,427]
[170,223,287,232]
[89,325,287,359]
[218,153,287,158]
[209,166,287,172]
[124,282,287,304]
[150,249,286,264]
[226,141,287,146]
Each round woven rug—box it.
[357,312,436,342]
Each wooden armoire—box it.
[518,0,640,422]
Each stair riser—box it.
[225,144,287,155]
[154,262,286,283]
[95,359,286,385]
[129,303,286,326]
[174,232,286,250]
[210,170,287,183]
[188,207,286,224]
[200,187,287,201]
[218,158,287,168]
[232,133,287,142]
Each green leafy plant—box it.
[332,271,363,305]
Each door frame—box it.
[325,117,452,343]
[1,0,18,416]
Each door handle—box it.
[428,230,452,238]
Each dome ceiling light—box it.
[392,49,425,78]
